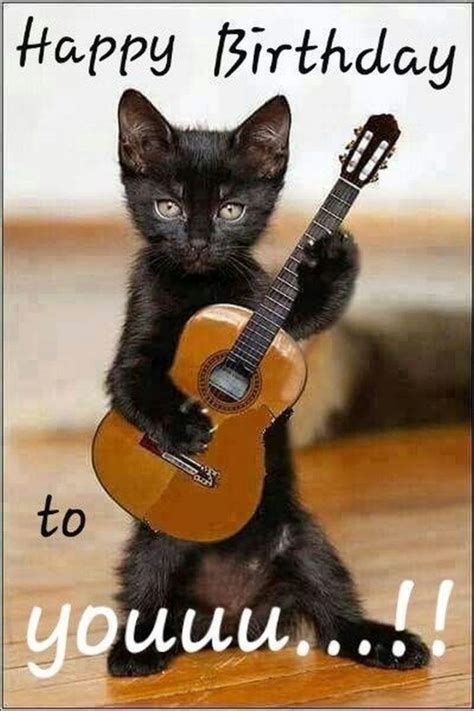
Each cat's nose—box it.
[189,240,207,257]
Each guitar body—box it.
[92,304,307,542]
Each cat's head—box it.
[118,89,291,274]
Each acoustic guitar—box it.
[92,114,400,542]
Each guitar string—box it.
[225,180,359,372]
[225,179,359,374]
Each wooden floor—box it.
[4,425,471,707]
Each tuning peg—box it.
[338,153,347,164]
[354,126,363,136]
[345,139,356,150]
[370,174,379,183]
[379,162,388,169]
[387,147,396,158]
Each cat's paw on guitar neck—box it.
[285,229,360,341]
[299,229,359,282]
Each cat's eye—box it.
[154,200,182,219]
[218,203,245,222]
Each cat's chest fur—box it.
[153,263,270,337]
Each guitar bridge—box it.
[140,434,219,488]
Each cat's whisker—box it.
[226,256,255,292]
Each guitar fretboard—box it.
[225,177,359,375]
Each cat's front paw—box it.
[107,636,173,677]
[336,618,430,670]
[162,399,214,456]
[300,230,359,283]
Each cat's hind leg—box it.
[332,617,430,670]
[107,524,193,677]
[268,515,430,671]
[108,623,180,677]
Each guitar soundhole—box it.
[198,351,261,413]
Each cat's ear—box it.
[118,89,175,173]
[233,95,291,179]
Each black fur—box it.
[106,90,430,676]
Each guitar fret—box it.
[229,352,256,370]
[236,338,268,359]
[339,176,360,191]
[261,303,282,318]
[234,354,259,369]
[245,330,272,348]
[283,265,298,276]
[234,342,264,359]
[236,323,273,348]
[248,319,275,336]
[272,285,294,300]
[267,294,290,308]
[321,206,341,220]
[276,276,298,290]
[239,333,268,352]
[312,220,332,235]
[330,192,352,207]
[257,311,282,329]
[288,256,302,267]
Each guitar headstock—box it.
[339,114,400,188]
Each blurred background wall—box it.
[4,3,471,436]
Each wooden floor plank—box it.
[4,426,471,707]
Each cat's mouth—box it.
[182,248,216,274]
[184,258,214,274]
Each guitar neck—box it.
[226,177,360,375]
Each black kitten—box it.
[106,89,430,676]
